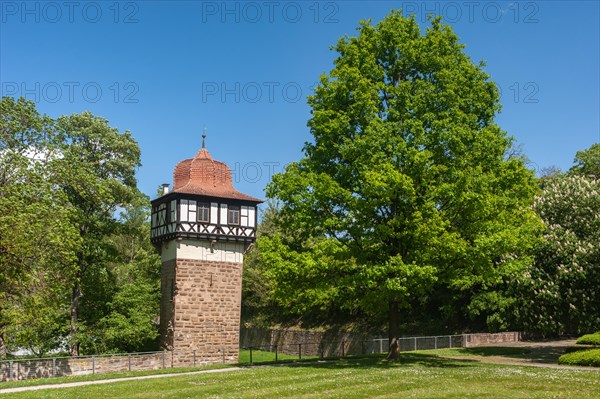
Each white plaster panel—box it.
[248,207,255,227]
[180,200,188,222]
[165,239,244,263]
[210,203,218,224]
[220,204,228,224]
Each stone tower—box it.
[150,137,262,363]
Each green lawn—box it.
[239,348,319,364]
[3,352,599,399]
[0,350,314,390]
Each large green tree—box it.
[53,112,144,355]
[264,12,539,356]
[0,97,153,356]
[0,97,79,356]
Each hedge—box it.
[558,349,600,367]
[576,333,600,346]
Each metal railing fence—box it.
[242,335,464,364]
[0,347,233,382]
[1,334,465,382]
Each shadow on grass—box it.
[453,346,566,364]
[453,347,532,357]
[281,352,478,371]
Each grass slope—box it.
[4,353,600,399]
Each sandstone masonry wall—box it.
[170,258,243,363]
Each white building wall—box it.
[160,239,244,263]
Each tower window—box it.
[197,202,210,223]
[227,206,240,225]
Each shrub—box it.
[558,349,600,367]
[564,346,591,354]
[576,333,600,346]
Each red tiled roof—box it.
[171,147,262,202]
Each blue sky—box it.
[1,1,599,203]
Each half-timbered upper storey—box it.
[150,140,262,244]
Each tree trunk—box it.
[69,281,80,356]
[386,299,401,360]
[0,332,6,359]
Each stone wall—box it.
[463,332,523,347]
[240,327,369,357]
[241,328,524,356]
[168,258,243,363]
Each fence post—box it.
[92,356,95,374]
[193,350,196,367]
[162,351,165,369]
[222,348,225,364]
[275,345,278,363]
[16,361,19,381]
[414,337,417,351]
[52,358,56,377]
[449,336,452,349]
[435,336,438,350]
[341,340,345,357]
[249,347,253,365]
[128,353,131,371]
[298,344,302,360]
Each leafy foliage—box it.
[559,349,600,367]
[0,97,160,356]
[263,12,539,341]
[518,173,600,335]
[571,143,600,179]
[576,333,600,346]
[0,97,79,356]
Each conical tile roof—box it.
[171,147,262,202]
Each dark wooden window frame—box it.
[227,205,240,225]
[197,202,210,223]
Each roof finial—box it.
[202,127,207,149]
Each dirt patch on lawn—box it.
[444,339,599,370]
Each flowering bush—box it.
[519,175,600,335]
